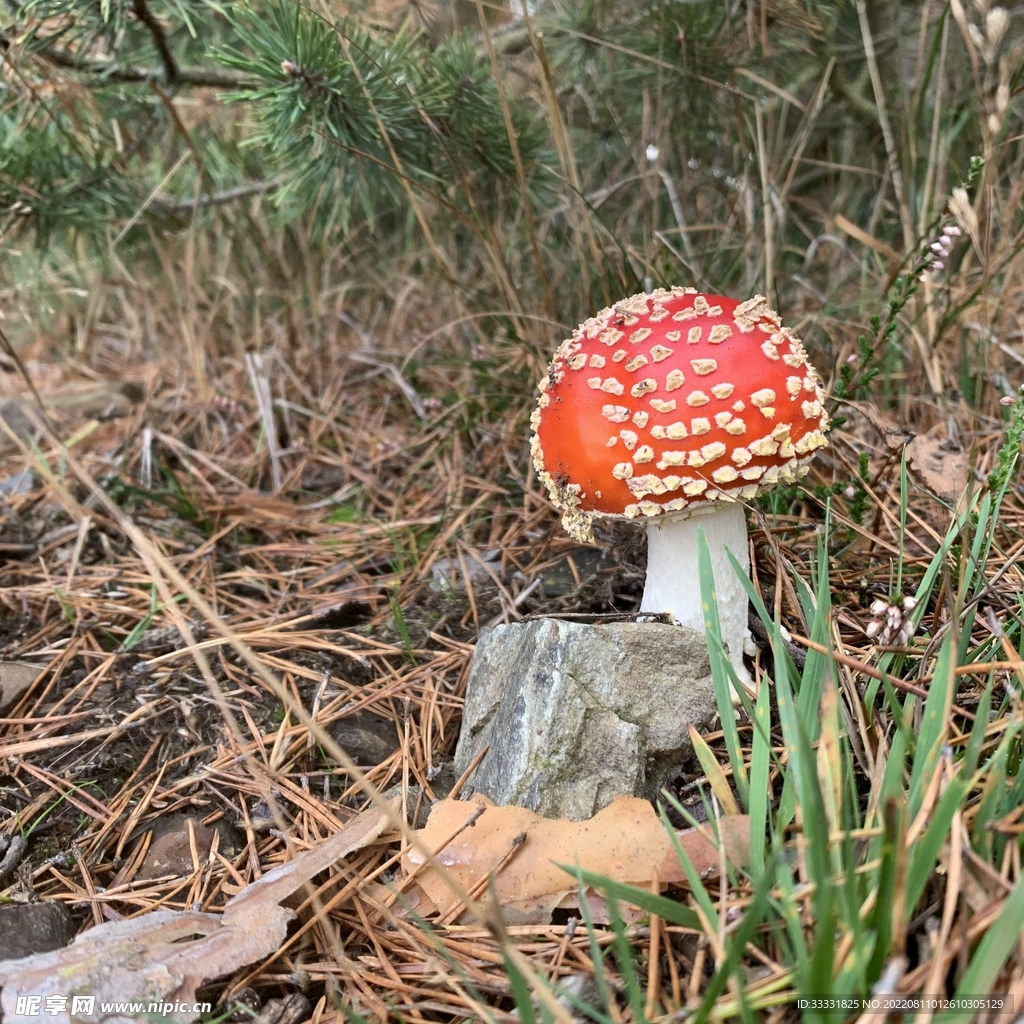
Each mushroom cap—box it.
[530,288,830,542]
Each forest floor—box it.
[2,297,1024,1022]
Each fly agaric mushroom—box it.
[530,288,829,681]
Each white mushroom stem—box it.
[639,501,751,690]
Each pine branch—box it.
[0,34,257,88]
[11,38,257,88]
[129,0,178,83]
[149,177,284,213]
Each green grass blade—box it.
[896,451,908,597]
[691,861,775,1024]
[773,617,835,994]
[726,547,773,626]
[696,524,749,809]
[770,849,809,980]
[501,950,538,1024]
[947,870,1024,1024]
[607,897,647,1024]
[657,800,719,932]
[796,532,833,730]
[908,633,955,819]
[389,588,418,665]
[748,679,771,882]
[866,795,907,985]
[572,867,614,1017]
[558,866,701,930]
[961,682,992,780]
[832,932,875,998]
[972,733,1014,862]
[906,776,968,914]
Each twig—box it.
[0,322,53,434]
[149,178,284,214]
[787,632,976,721]
[0,36,257,89]
[337,313,427,419]
[130,0,179,84]
[0,835,28,887]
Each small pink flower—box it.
[865,594,919,646]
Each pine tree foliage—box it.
[1,0,551,247]
[215,6,545,236]
[2,0,1019,322]
[1,0,754,248]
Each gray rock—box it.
[330,710,398,767]
[0,662,43,714]
[0,903,76,961]
[454,619,718,821]
[429,548,502,593]
[0,399,37,441]
[0,469,35,496]
[135,814,238,880]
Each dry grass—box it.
[3,0,1024,1020]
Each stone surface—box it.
[454,619,718,821]
[0,399,36,442]
[137,814,237,880]
[0,903,76,961]
[330,710,398,767]
[0,661,42,714]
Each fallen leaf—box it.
[906,431,970,505]
[839,400,915,451]
[401,795,748,925]
[0,801,393,1024]
[0,661,44,714]
[46,381,144,419]
[208,493,297,521]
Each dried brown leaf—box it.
[402,795,749,925]
[906,431,970,505]
[839,400,914,451]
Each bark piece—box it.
[0,802,391,1023]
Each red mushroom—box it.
[531,288,829,683]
